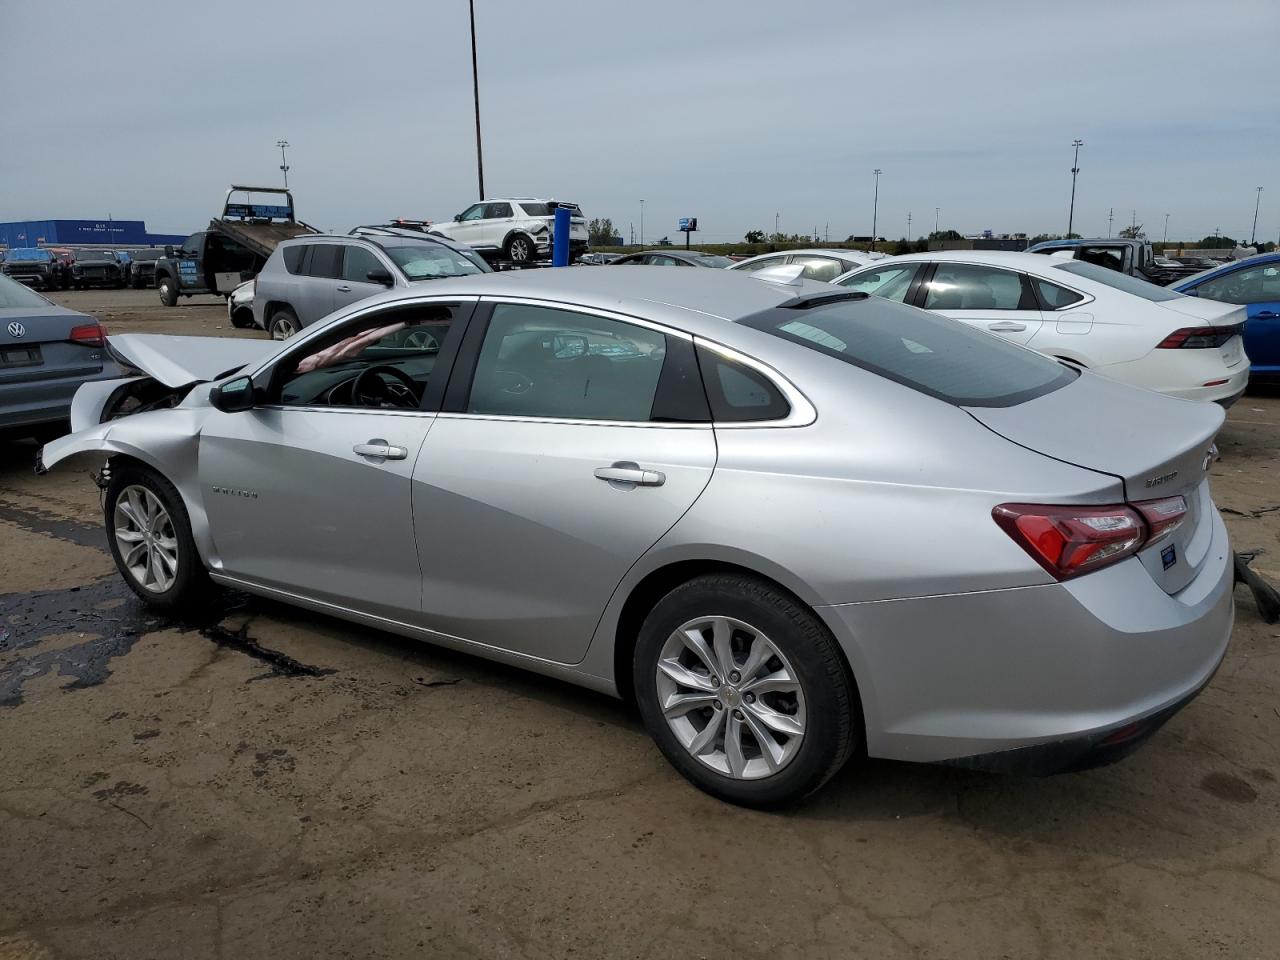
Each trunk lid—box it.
[966,371,1223,594]
[107,333,276,387]
[0,305,103,384]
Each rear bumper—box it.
[0,365,122,432]
[1098,351,1250,404]
[818,506,1234,766]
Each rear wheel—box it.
[268,307,299,340]
[229,308,255,329]
[504,234,535,264]
[633,574,858,807]
[104,464,214,611]
[157,275,178,306]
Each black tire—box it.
[633,574,859,808]
[132,275,144,290]
[104,463,215,612]
[157,275,178,306]
[229,308,255,329]
[268,307,300,340]
[504,233,535,264]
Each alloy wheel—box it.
[655,615,807,779]
[113,485,179,594]
[271,316,297,340]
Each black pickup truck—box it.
[1,248,67,290]
[153,186,318,306]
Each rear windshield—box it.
[1051,260,1182,301]
[517,202,582,218]
[383,241,490,280]
[740,296,1076,407]
[690,254,733,268]
[0,274,52,307]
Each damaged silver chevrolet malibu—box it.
[38,268,1234,807]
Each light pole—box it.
[1251,186,1263,245]
[1107,207,1114,237]
[469,0,485,199]
[907,211,912,239]
[276,140,290,189]
[775,212,780,238]
[639,200,645,247]
[1163,213,1170,243]
[870,169,882,251]
[934,207,940,235]
[1067,139,1082,237]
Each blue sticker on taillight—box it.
[1161,545,1177,570]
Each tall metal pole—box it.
[639,200,645,247]
[870,169,881,251]
[276,139,290,189]
[469,0,485,200]
[907,212,912,239]
[775,212,780,238]
[1107,207,1114,237]
[934,207,940,234]
[1163,213,1170,243]
[1251,186,1263,245]
[1067,139,1082,237]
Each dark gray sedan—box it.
[0,275,120,441]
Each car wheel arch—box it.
[609,558,862,724]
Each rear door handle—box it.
[353,439,408,461]
[335,284,352,293]
[595,461,666,488]
[987,321,1027,332]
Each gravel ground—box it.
[1,288,1277,960]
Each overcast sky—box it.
[2,0,1276,244]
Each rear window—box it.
[282,244,307,274]
[1051,260,1183,301]
[740,297,1076,407]
[517,202,582,218]
[689,254,733,268]
[0,274,51,307]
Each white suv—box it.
[429,198,588,265]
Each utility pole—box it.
[639,200,645,247]
[1107,207,1114,237]
[934,207,940,235]
[824,222,829,243]
[469,0,485,200]
[907,212,912,239]
[276,140,290,189]
[870,169,882,251]
[1251,186,1263,245]
[775,212,780,238]
[1131,209,1137,235]
[1067,139,1082,237]
[1163,213,1170,243]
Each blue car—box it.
[1173,253,1280,380]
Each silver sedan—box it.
[39,268,1234,806]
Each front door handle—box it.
[987,321,1027,332]
[335,284,352,293]
[595,461,666,488]
[1254,310,1279,319]
[353,439,408,461]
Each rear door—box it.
[411,299,716,663]
[295,243,343,327]
[1189,260,1280,376]
[917,262,1044,345]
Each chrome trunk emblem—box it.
[6,321,26,338]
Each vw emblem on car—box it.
[6,321,25,339]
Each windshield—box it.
[383,242,490,280]
[132,249,163,261]
[76,250,115,263]
[690,254,733,268]
[517,202,582,218]
[0,274,52,307]
[6,248,50,262]
[1051,260,1183,301]
[740,296,1076,407]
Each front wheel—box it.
[104,464,214,611]
[157,276,178,306]
[633,574,859,807]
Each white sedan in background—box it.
[834,251,1249,404]
[730,248,886,282]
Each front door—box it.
[917,262,1044,345]
[333,244,392,313]
[412,301,716,663]
[449,203,488,250]
[198,299,471,621]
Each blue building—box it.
[0,219,188,248]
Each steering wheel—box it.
[402,328,439,351]
[494,368,534,395]
[353,365,420,409]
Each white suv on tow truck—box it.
[429,198,588,265]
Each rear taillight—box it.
[68,322,105,347]
[993,495,1187,581]
[1156,325,1239,348]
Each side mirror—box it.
[209,375,256,413]
[366,268,394,286]
[454,214,463,222]
[164,245,175,257]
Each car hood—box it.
[107,334,276,387]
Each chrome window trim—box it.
[435,412,712,430]
[1024,272,1095,312]
[693,337,817,429]
[477,295,694,341]
[253,404,438,420]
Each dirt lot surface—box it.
[2,289,1278,959]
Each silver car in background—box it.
[39,268,1233,806]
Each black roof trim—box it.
[777,290,869,310]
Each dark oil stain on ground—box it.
[1199,771,1259,804]
[1,575,334,707]
[0,498,108,549]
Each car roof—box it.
[733,248,872,265]
[280,232,468,252]
[330,265,831,334]
[1173,251,1280,289]
[854,249,1056,270]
